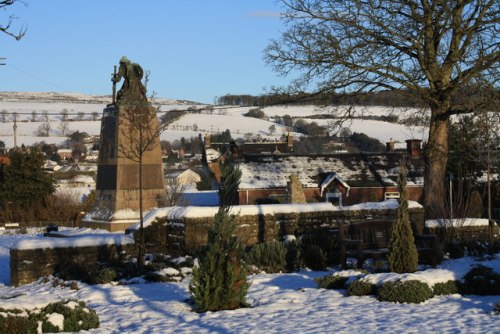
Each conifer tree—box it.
[388,158,419,273]
[0,147,55,208]
[218,151,241,208]
[189,152,248,312]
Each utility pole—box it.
[13,117,17,148]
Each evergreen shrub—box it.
[315,275,348,290]
[377,280,434,303]
[432,280,459,296]
[348,279,377,296]
[460,265,500,295]
[247,240,287,273]
[388,161,418,273]
[189,209,249,312]
[0,300,99,333]
[301,244,326,270]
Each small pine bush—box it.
[348,279,377,296]
[388,161,419,273]
[460,265,500,295]
[315,275,349,290]
[377,280,434,304]
[247,240,287,273]
[189,209,249,312]
[432,280,459,296]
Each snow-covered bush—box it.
[246,240,287,273]
[348,279,377,296]
[0,300,99,333]
[377,280,434,304]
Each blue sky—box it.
[1,1,290,103]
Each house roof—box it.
[238,153,424,190]
[238,154,378,189]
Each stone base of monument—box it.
[80,218,139,233]
[80,204,143,232]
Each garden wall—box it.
[161,205,425,254]
[10,235,136,286]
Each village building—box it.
[205,138,424,207]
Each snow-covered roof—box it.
[238,154,378,189]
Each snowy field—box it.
[1,231,499,333]
[0,99,428,148]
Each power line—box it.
[6,63,69,92]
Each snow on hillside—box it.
[0,231,499,333]
[0,94,428,148]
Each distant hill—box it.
[0,91,197,105]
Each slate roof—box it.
[238,153,424,190]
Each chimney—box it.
[204,133,211,149]
[406,139,422,158]
[386,138,395,152]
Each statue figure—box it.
[112,56,147,102]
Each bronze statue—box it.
[112,56,147,102]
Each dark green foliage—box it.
[315,275,348,290]
[494,302,500,315]
[432,280,460,296]
[90,268,117,285]
[301,244,327,270]
[189,209,249,312]
[218,151,241,207]
[388,160,419,273]
[348,279,377,296]
[247,240,287,273]
[0,147,55,210]
[377,280,434,304]
[0,313,39,334]
[300,230,339,270]
[460,265,500,295]
[0,301,99,333]
[285,240,302,272]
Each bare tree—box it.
[1,109,7,123]
[58,122,69,136]
[60,109,68,122]
[76,111,85,121]
[91,111,99,121]
[36,122,51,137]
[31,110,37,122]
[42,110,49,122]
[164,178,188,206]
[266,0,499,218]
[118,101,166,265]
[0,0,26,41]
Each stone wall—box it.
[164,206,425,254]
[10,243,137,286]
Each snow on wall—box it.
[13,233,134,250]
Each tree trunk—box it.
[138,154,145,267]
[424,115,449,219]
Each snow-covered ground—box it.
[0,98,428,148]
[1,230,499,333]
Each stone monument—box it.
[82,57,166,232]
